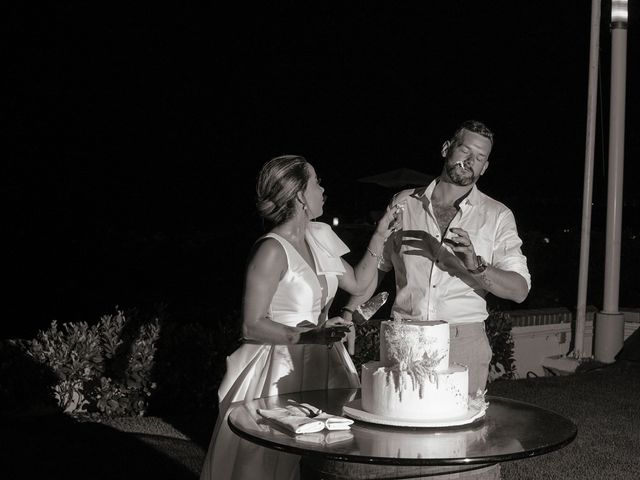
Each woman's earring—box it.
[302,204,307,212]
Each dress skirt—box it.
[199,341,359,480]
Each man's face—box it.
[443,130,492,186]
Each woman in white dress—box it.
[199,155,402,480]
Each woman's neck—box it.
[273,218,309,245]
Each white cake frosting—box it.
[360,320,469,420]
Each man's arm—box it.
[450,209,531,304]
[467,263,529,303]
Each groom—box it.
[341,119,531,397]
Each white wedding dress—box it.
[199,222,360,480]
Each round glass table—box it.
[227,388,577,479]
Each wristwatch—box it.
[468,255,488,274]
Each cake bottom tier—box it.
[361,361,469,420]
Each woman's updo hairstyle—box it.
[256,155,310,226]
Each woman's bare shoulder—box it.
[249,236,287,267]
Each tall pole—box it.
[572,0,602,359]
[594,0,628,363]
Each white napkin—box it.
[257,407,325,434]
[285,402,354,431]
[315,412,354,430]
[258,402,355,434]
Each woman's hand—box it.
[374,202,405,240]
[324,325,351,346]
[298,320,350,345]
[326,315,355,352]
[324,316,352,328]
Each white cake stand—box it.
[342,399,486,428]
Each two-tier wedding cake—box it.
[359,319,471,422]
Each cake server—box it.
[345,291,389,355]
[354,291,389,325]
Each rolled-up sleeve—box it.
[492,209,531,291]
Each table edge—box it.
[227,391,578,466]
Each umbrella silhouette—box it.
[357,168,434,188]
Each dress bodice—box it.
[264,232,339,327]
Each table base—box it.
[300,459,501,480]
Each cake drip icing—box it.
[383,320,446,399]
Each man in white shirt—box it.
[342,119,531,397]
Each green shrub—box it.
[5,305,242,418]
[26,308,160,418]
[485,309,516,381]
[351,320,381,376]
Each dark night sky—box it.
[3,2,639,337]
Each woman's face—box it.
[303,164,325,219]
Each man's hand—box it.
[446,227,478,270]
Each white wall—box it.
[510,308,640,378]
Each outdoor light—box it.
[611,0,628,26]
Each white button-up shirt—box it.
[379,179,531,325]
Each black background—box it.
[3,2,639,338]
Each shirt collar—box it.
[417,177,483,208]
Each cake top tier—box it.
[380,319,450,371]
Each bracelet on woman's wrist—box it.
[366,247,383,260]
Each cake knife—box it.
[354,291,389,326]
[345,291,389,354]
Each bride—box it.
[200,155,402,480]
